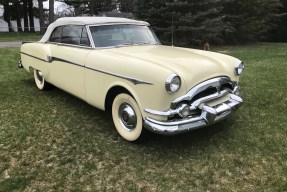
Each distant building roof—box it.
[98,12,134,19]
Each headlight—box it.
[235,61,244,76]
[165,74,181,93]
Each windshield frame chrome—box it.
[87,23,160,49]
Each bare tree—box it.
[23,0,29,32]
[38,0,45,33]
[14,0,23,32]
[49,0,55,24]
[28,0,35,32]
[2,0,13,32]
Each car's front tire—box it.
[112,93,144,142]
[34,69,51,90]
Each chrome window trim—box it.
[87,24,161,49]
[46,24,92,48]
[53,42,93,49]
[86,25,95,48]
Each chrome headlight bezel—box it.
[235,61,244,76]
[165,74,181,93]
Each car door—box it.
[48,25,92,100]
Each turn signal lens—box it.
[178,104,190,118]
[235,61,244,76]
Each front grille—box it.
[170,77,235,118]
[190,87,218,103]
[220,83,233,92]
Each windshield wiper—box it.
[115,42,160,48]
[115,43,134,48]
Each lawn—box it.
[0,32,41,42]
[0,43,286,191]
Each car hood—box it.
[108,45,239,91]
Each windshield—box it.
[89,24,160,48]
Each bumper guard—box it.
[144,93,243,135]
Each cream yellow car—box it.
[19,17,244,141]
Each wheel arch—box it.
[104,84,142,113]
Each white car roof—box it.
[39,17,149,43]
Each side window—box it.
[49,26,62,43]
[62,25,82,45]
[80,27,90,47]
[49,25,90,47]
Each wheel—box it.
[33,69,51,90]
[112,93,144,142]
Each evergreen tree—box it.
[270,0,287,42]
[118,0,134,12]
[222,0,282,43]
[135,0,226,47]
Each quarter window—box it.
[49,26,62,43]
[49,25,90,47]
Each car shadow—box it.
[22,77,235,151]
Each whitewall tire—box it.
[112,93,144,142]
[33,69,51,90]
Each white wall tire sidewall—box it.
[34,69,45,90]
[112,93,143,141]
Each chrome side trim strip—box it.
[50,57,85,67]
[85,65,153,85]
[21,51,153,85]
[20,52,49,62]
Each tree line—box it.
[1,0,287,45]
[135,0,287,46]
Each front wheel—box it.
[34,69,51,90]
[112,93,144,142]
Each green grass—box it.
[0,32,41,42]
[0,43,287,191]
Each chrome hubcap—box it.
[36,70,43,83]
[118,103,137,131]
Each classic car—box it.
[19,17,244,142]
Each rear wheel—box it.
[112,93,144,142]
[34,69,51,90]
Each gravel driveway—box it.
[0,42,22,48]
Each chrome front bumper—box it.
[144,77,243,135]
[144,94,242,135]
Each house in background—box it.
[0,4,40,32]
[98,11,134,19]
[0,17,40,32]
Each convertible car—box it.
[19,17,244,141]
